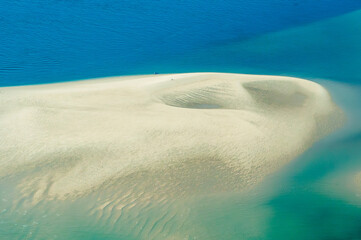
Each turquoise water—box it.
[1,1,361,239]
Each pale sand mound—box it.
[0,73,343,200]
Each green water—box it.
[0,83,360,240]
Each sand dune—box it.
[0,73,343,201]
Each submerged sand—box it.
[354,172,361,194]
[0,73,344,201]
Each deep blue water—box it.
[1,0,361,86]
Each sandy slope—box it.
[0,73,343,200]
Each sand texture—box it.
[0,73,344,201]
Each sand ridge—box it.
[0,73,344,200]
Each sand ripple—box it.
[0,73,343,202]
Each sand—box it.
[0,73,344,201]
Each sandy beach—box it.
[0,73,344,201]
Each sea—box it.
[1,1,361,239]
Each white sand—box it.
[0,73,344,200]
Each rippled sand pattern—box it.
[0,73,343,239]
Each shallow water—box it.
[1,1,361,239]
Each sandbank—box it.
[0,73,344,200]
